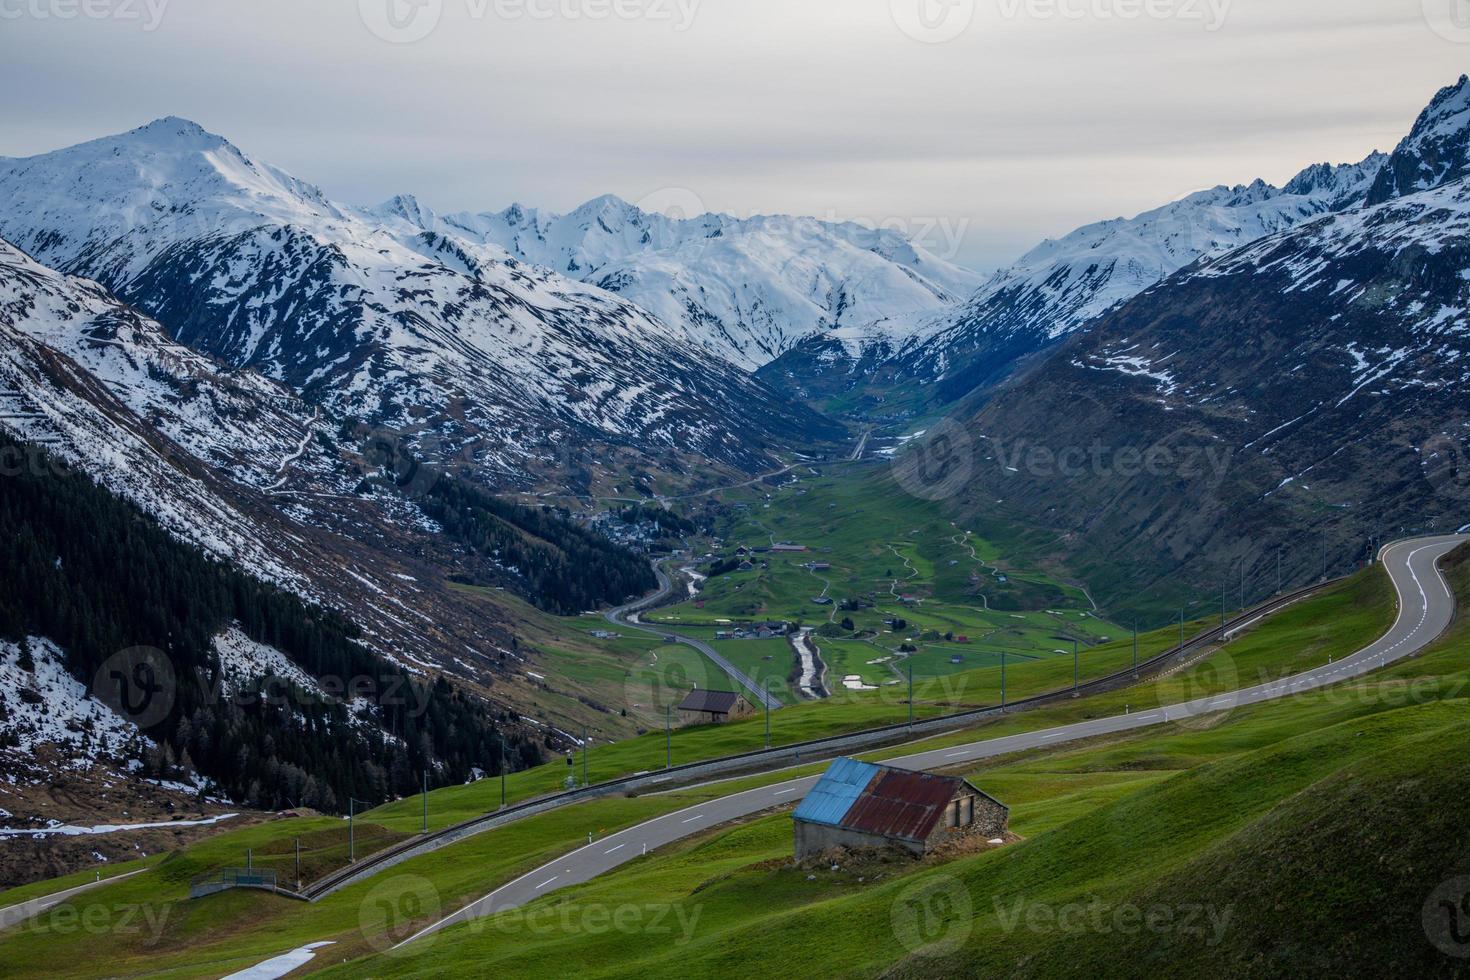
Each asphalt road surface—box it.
[400,534,1465,947]
[606,563,781,710]
[0,869,148,931]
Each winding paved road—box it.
[401,533,1464,948]
[0,869,148,931]
[606,563,782,710]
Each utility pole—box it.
[349,798,355,863]
[1073,639,1080,693]
[1278,552,1283,594]
[500,740,507,810]
[1001,652,1007,709]
[907,663,914,729]
[764,682,772,749]
[582,727,589,788]
[1179,608,1185,652]
[1322,530,1328,581]
[1133,622,1139,671]
[246,848,252,871]
[666,704,672,769]
[422,770,429,835]
[295,838,301,891]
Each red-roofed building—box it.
[792,758,1008,858]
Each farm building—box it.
[676,689,753,726]
[792,758,1008,859]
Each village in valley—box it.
[576,464,1136,729]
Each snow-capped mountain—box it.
[1366,74,1470,205]
[899,151,1388,398]
[381,193,981,371]
[0,235,564,680]
[765,149,1388,407]
[0,236,324,586]
[0,237,324,492]
[0,119,842,490]
[940,76,1470,609]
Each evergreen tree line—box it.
[406,471,657,615]
[0,435,540,813]
[614,504,699,537]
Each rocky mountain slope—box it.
[381,193,981,371]
[0,236,665,739]
[0,119,844,494]
[934,76,1470,612]
[765,152,1387,410]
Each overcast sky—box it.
[1,0,1466,270]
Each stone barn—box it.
[675,689,753,726]
[792,758,1008,859]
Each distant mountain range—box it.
[375,192,981,371]
[924,74,1470,612]
[3,74,1469,779]
[763,150,1389,408]
[0,118,843,495]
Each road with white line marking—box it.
[397,534,1464,948]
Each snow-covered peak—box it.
[118,116,227,150]
[1283,153,1389,206]
[425,195,981,369]
[1366,75,1470,205]
[0,117,343,283]
[883,151,1386,393]
[369,193,438,230]
[976,152,1382,330]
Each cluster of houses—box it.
[714,621,791,641]
[582,511,664,552]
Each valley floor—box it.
[3,537,1464,977]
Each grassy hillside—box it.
[0,549,1444,978]
[304,546,1470,978]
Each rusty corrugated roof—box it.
[793,758,975,844]
[840,768,959,843]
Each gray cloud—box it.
[0,0,1461,271]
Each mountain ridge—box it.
[0,119,846,492]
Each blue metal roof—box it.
[792,757,879,828]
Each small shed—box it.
[676,689,752,726]
[792,758,1008,859]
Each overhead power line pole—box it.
[908,663,914,729]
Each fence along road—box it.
[397,534,1464,947]
[301,558,1362,903]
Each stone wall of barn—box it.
[794,821,926,860]
[925,790,1010,849]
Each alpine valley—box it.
[3,73,1470,890]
